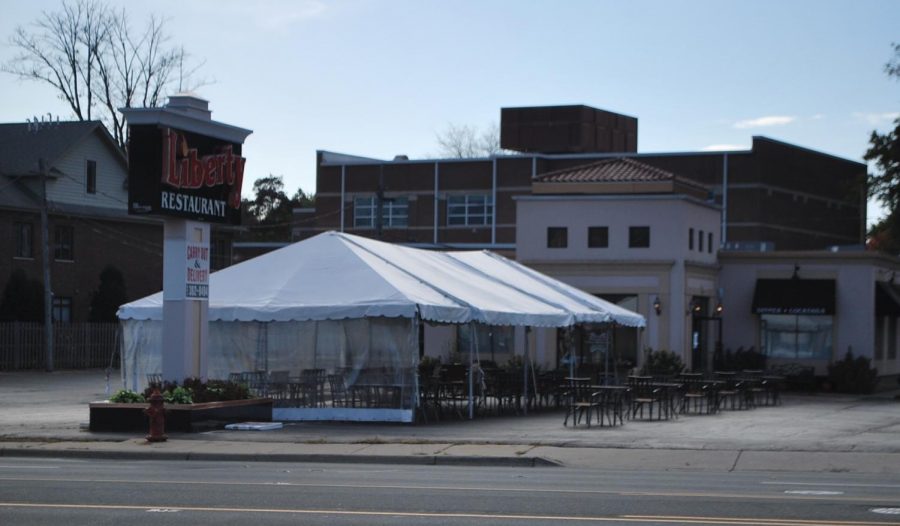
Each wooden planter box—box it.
[89,398,273,432]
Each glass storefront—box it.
[760,314,833,360]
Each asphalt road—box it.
[1,457,899,525]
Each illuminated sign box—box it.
[127,125,246,225]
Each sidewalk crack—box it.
[729,450,743,472]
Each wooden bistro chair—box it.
[563,377,602,427]
[628,375,665,420]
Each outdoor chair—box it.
[678,373,716,415]
[327,374,352,408]
[714,371,749,410]
[267,370,290,403]
[628,375,666,420]
[146,373,162,387]
[562,378,602,427]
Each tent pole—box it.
[523,326,529,415]
[568,327,575,379]
[468,323,475,420]
[413,314,421,420]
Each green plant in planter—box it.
[639,349,685,377]
[163,386,194,404]
[828,348,878,394]
[110,389,145,403]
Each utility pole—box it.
[39,157,54,372]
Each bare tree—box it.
[435,122,504,158]
[3,0,205,149]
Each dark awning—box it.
[876,282,900,317]
[752,279,835,315]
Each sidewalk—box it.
[2,369,899,472]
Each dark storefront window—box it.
[760,314,833,360]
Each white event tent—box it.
[118,231,644,422]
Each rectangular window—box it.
[86,160,97,194]
[708,232,714,253]
[52,297,72,323]
[353,196,409,228]
[629,226,650,248]
[54,225,74,261]
[588,226,608,248]
[689,228,694,250]
[14,222,33,258]
[210,236,230,271]
[547,227,567,248]
[447,195,493,226]
[760,314,833,360]
[698,230,704,252]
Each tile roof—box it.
[0,121,114,177]
[534,157,682,184]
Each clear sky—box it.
[1,0,898,223]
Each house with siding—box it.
[0,120,163,322]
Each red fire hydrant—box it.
[144,388,168,442]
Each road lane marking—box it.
[763,482,900,489]
[784,490,844,495]
[0,476,891,503]
[0,465,60,469]
[872,509,900,515]
[1,502,899,525]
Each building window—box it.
[629,226,650,248]
[447,194,493,226]
[54,225,74,261]
[760,314,833,360]
[547,227,567,248]
[698,230,704,252]
[708,232,714,253]
[875,317,885,360]
[588,226,608,248]
[210,236,230,271]
[14,222,33,258]
[86,160,97,194]
[52,297,72,323]
[689,228,694,250]
[353,196,409,228]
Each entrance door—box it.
[690,296,709,372]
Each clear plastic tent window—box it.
[118,231,645,422]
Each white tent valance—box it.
[118,231,645,329]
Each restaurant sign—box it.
[127,125,246,225]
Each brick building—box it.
[296,105,900,386]
[302,105,866,253]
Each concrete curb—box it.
[0,445,559,468]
